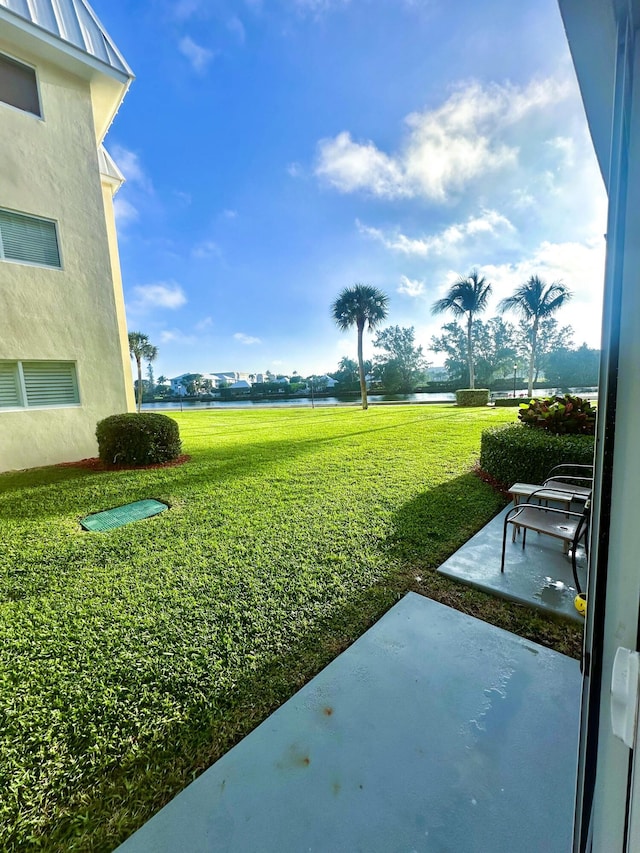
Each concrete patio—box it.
[117,593,580,852]
[438,505,587,623]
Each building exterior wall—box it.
[0,38,132,471]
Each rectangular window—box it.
[0,209,61,268]
[0,53,41,117]
[0,362,22,408]
[0,361,80,409]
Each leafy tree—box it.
[498,275,572,396]
[430,317,517,386]
[431,269,492,389]
[373,325,428,391]
[514,317,574,383]
[331,283,389,409]
[128,332,158,413]
[544,343,600,388]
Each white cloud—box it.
[192,239,221,258]
[397,275,425,297]
[222,208,238,219]
[227,16,246,42]
[481,238,606,307]
[160,328,196,344]
[293,0,350,13]
[113,197,139,226]
[179,36,215,72]
[315,77,572,201]
[195,316,213,331]
[287,162,303,178]
[358,209,515,257]
[234,332,262,345]
[131,282,187,311]
[111,145,153,193]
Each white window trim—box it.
[0,49,44,122]
[0,360,81,411]
[0,207,63,271]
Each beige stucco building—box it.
[0,0,134,472]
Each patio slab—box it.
[117,592,580,853]
[438,505,587,623]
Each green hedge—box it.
[494,397,527,407]
[96,413,182,466]
[456,389,489,407]
[480,423,594,486]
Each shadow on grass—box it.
[0,411,461,521]
[9,470,582,851]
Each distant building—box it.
[426,366,449,382]
[228,379,252,393]
[321,375,338,389]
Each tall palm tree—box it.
[431,269,492,389]
[331,283,389,410]
[128,331,158,413]
[498,275,572,396]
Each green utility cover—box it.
[80,499,167,532]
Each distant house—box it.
[228,379,252,394]
[426,366,449,382]
[322,375,338,389]
[0,0,134,472]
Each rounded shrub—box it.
[480,423,594,487]
[96,413,182,466]
[456,388,489,407]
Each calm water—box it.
[142,387,597,412]
[142,392,457,411]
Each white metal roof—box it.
[0,0,132,77]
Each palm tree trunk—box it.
[528,318,538,397]
[357,321,368,410]
[467,315,475,389]
[137,356,143,413]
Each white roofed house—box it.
[0,0,135,471]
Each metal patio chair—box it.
[501,489,591,594]
[542,463,594,502]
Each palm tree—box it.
[128,331,158,413]
[431,269,492,389]
[498,275,572,396]
[331,283,389,410]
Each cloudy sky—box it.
[98,0,608,380]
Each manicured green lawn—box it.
[0,405,581,850]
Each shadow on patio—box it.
[437,504,587,624]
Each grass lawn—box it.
[0,405,582,850]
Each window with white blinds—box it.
[0,361,79,409]
[0,362,21,408]
[0,209,61,268]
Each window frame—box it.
[0,50,44,121]
[0,360,81,411]
[0,207,63,270]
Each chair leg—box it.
[572,543,582,595]
[501,519,509,573]
[522,528,527,550]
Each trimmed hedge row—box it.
[494,398,527,407]
[480,423,594,486]
[96,413,182,466]
[456,389,489,407]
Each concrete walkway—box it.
[117,593,580,852]
[438,505,587,623]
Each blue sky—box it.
[97,0,607,380]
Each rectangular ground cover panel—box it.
[80,500,167,532]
